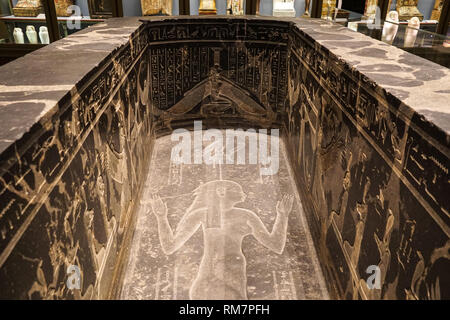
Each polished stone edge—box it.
[0,17,145,159]
[289,19,450,144]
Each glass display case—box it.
[319,0,450,67]
[0,0,53,44]
[0,0,112,45]
[1,0,449,67]
[354,19,449,67]
[0,0,127,65]
[335,0,448,34]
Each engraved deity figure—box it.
[151,180,294,299]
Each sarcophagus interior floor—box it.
[120,132,329,300]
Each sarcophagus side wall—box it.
[0,19,153,299]
[284,19,450,300]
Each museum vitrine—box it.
[0,0,180,46]
[0,1,112,44]
[1,0,449,67]
[55,0,123,39]
[252,0,448,34]
[0,0,124,65]
[0,0,52,44]
[314,0,450,67]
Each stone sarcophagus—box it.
[0,16,448,300]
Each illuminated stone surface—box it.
[121,132,328,300]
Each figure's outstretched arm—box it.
[247,194,294,254]
[150,195,203,255]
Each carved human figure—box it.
[373,210,394,290]
[150,180,294,299]
[404,16,420,47]
[227,0,243,15]
[302,0,311,17]
[382,10,399,44]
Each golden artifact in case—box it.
[227,0,244,15]
[199,0,216,15]
[13,0,43,17]
[364,0,378,19]
[431,0,444,21]
[321,0,336,19]
[54,0,74,17]
[397,0,423,21]
[140,0,172,16]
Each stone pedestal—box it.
[301,0,311,17]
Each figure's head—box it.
[387,10,399,22]
[192,180,246,210]
[409,17,420,28]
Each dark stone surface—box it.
[0,18,151,299]
[285,22,450,299]
[0,16,448,299]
